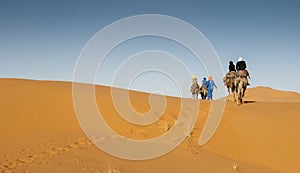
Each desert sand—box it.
[0,78,300,173]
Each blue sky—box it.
[0,0,299,97]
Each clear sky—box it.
[0,0,299,98]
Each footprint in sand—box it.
[0,137,94,173]
[68,144,80,149]
[157,120,170,132]
[17,156,34,164]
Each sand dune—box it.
[245,86,300,102]
[0,78,299,173]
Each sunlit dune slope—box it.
[0,78,299,173]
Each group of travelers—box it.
[190,57,250,100]
[190,75,217,100]
[226,57,250,83]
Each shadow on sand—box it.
[244,100,256,104]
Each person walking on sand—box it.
[190,75,200,100]
[206,76,217,100]
[202,77,207,87]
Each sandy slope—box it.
[0,78,299,173]
[245,86,300,102]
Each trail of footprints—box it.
[0,137,93,173]
[0,124,184,173]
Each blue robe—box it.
[206,80,217,100]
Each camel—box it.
[235,71,248,105]
[223,72,236,101]
[199,85,208,100]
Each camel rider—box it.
[223,61,236,84]
[229,61,236,72]
[236,57,246,70]
[236,57,247,77]
[236,57,250,84]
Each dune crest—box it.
[245,86,300,103]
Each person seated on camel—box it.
[236,57,250,85]
[229,60,236,72]
[223,60,236,84]
[236,57,247,76]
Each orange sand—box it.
[0,78,299,173]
